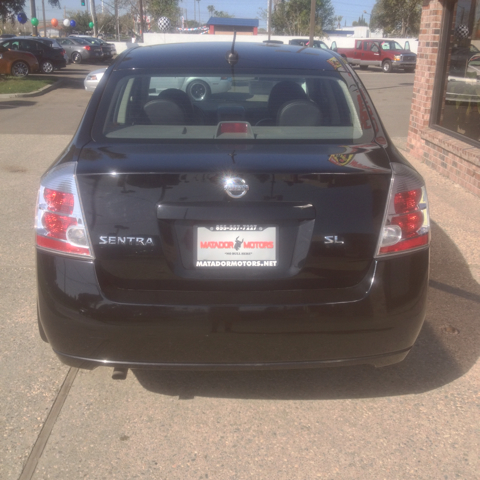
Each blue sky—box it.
[38,0,377,31]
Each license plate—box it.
[196,225,277,267]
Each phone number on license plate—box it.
[212,225,261,231]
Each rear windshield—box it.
[93,69,375,144]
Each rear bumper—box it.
[37,249,429,369]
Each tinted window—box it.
[94,70,373,144]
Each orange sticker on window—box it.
[326,57,342,70]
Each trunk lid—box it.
[76,142,391,292]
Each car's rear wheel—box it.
[72,52,82,64]
[11,60,29,77]
[382,60,393,73]
[186,80,210,101]
[40,60,54,74]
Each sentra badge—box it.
[99,236,154,246]
[224,177,249,199]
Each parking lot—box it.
[0,63,479,480]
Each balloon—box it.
[88,21,94,28]
[158,17,170,31]
[63,19,70,27]
[70,20,76,27]
[31,17,39,27]
[17,13,27,24]
[51,18,58,27]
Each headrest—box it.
[144,99,185,125]
[277,100,322,126]
[268,81,308,119]
[158,88,194,124]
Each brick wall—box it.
[406,0,480,198]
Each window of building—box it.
[435,0,480,145]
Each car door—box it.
[352,40,363,65]
[20,40,44,63]
[368,42,382,67]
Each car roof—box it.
[114,42,340,71]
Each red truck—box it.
[331,39,417,73]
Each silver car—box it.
[57,37,102,64]
[84,67,106,91]
[85,67,231,101]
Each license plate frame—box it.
[195,225,277,268]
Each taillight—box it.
[84,45,91,51]
[35,162,93,258]
[376,163,430,256]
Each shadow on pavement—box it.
[134,221,480,400]
[0,100,37,109]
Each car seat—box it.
[144,99,185,125]
[256,80,308,126]
[158,89,194,125]
[277,100,322,126]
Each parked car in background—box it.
[332,39,417,72]
[84,66,107,91]
[84,66,231,100]
[0,43,39,76]
[289,38,330,50]
[449,44,480,77]
[57,37,102,64]
[37,43,430,376]
[69,35,116,61]
[0,37,66,73]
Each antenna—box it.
[226,31,239,66]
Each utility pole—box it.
[30,0,38,36]
[41,0,47,37]
[308,0,315,47]
[115,0,120,41]
[267,0,272,41]
[139,0,144,42]
[90,0,98,36]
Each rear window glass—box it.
[94,70,375,144]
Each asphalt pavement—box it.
[0,65,479,480]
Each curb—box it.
[0,78,66,99]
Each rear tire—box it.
[11,60,29,77]
[382,60,392,73]
[40,60,54,74]
[72,52,82,64]
[186,80,210,101]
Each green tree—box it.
[205,5,234,18]
[370,0,422,37]
[352,14,368,27]
[1,0,60,23]
[271,0,335,36]
[148,0,181,26]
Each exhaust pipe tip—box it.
[112,367,128,380]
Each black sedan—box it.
[35,42,430,376]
